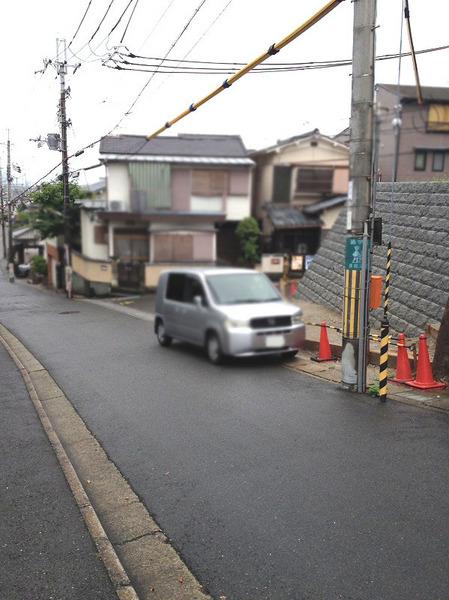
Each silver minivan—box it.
[154,268,305,364]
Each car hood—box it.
[216,301,301,321]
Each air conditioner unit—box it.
[109,200,123,212]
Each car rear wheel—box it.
[156,320,172,347]
[282,350,298,361]
[206,332,223,365]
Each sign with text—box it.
[345,238,363,270]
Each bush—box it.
[235,217,261,266]
[30,255,47,276]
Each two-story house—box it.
[72,133,254,295]
[251,128,349,257]
[376,84,449,181]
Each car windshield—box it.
[206,273,281,305]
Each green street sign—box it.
[345,238,363,270]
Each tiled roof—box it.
[303,196,347,215]
[266,205,322,228]
[377,84,449,102]
[99,133,249,158]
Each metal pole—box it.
[342,0,377,391]
[379,241,392,402]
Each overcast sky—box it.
[1,0,448,189]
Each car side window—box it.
[166,274,186,302]
[183,276,207,305]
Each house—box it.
[376,84,449,181]
[72,133,254,295]
[251,128,349,258]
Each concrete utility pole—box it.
[6,135,15,282]
[56,38,71,270]
[0,163,6,260]
[341,0,377,392]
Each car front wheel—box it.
[206,332,223,365]
[156,320,172,347]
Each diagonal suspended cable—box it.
[88,0,117,43]
[120,0,140,43]
[138,0,177,52]
[107,0,134,38]
[68,0,94,47]
[404,0,423,104]
[146,0,345,140]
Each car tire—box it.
[282,350,298,361]
[206,332,223,365]
[156,320,172,347]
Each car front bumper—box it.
[222,323,306,357]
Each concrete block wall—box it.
[298,182,449,336]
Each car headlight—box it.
[292,312,303,325]
[225,318,248,329]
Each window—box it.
[153,234,194,262]
[427,104,449,132]
[272,166,292,203]
[432,151,445,172]
[206,273,280,305]
[94,225,108,245]
[166,274,205,304]
[296,168,333,194]
[414,150,427,171]
[192,170,228,196]
[166,274,186,301]
[113,229,149,260]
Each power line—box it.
[89,0,117,43]
[146,0,345,140]
[68,0,94,48]
[120,0,140,43]
[107,0,135,38]
[137,0,177,52]
[106,42,449,75]
[11,0,211,206]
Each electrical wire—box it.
[137,0,177,52]
[120,42,449,69]
[104,42,449,75]
[107,0,135,38]
[89,0,117,43]
[144,0,345,140]
[68,0,94,48]
[404,0,423,104]
[120,0,140,43]
[10,0,211,206]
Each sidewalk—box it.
[0,342,116,600]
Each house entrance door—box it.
[114,228,149,290]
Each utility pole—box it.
[341,0,377,392]
[56,39,71,272]
[7,134,15,282]
[52,38,80,297]
[0,163,6,260]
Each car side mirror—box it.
[193,295,203,308]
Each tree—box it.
[236,217,261,266]
[29,180,85,245]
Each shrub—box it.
[235,217,261,266]
[31,255,48,276]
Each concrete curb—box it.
[0,325,139,600]
[0,323,211,600]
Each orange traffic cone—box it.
[406,334,446,390]
[391,333,413,383]
[311,322,334,362]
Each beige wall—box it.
[107,163,130,210]
[72,252,112,284]
[80,210,109,260]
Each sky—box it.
[1,0,448,190]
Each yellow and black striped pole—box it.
[379,242,392,402]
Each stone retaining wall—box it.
[298,182,449,335]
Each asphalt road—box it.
[1,276,449,600]
[0,333,116,599]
